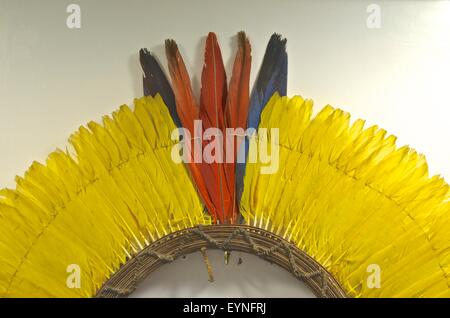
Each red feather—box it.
[200,33,227,130]
[225,32,252,131]
[199,33,234,223]
[165,40,198,134]
[165,39,214,214]
[224,33,252,223]
[165,33,250,224]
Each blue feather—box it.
[247,34,287,130]
[139,48,181,127]
[236,33,288,207]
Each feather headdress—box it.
[0,32,448,298]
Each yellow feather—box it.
[0,95,210,297]
[1,91,448,298]
[240,93,450,298]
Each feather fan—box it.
[0,32,449,299]
[240,93,450,297]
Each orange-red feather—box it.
[200,33,227,130]
[224,32,252,223]
[165,40,198,134]
[165,39,214,213]
[165,33,251,224]
[199,33,234,223]
[225,32,252,131]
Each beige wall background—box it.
[1,0,449,297]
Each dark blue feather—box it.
[247,33,287,130]
[139,48,181,127]
[236,33,288,207]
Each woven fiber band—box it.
[96,224,347,298]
